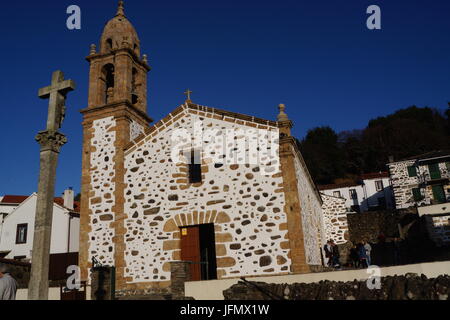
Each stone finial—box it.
[116,0,125,16]
[142,54,148,64]
[90,44,97,55]
[277,104,289,122]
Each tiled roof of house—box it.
[393,150,450,162]
[53,197,81,213]
[0,195,80,213]
[318,181,360,190]
[360,172,389,180]
[318,171,390,190]
[0,195,28,204]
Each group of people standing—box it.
[349,240,372,268]
[324,239,341,268]
[324,239,373,269]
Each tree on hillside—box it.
[298,106,450,185]
[362,106,449,169]
[298,126,346,185]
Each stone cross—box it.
[38,71,75,131]
[28,71,75,300]
[184,89,193,102]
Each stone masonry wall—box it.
[87,116,117,267]
[389,160,450,209]
[223,274,450,300]
[293,152,324,265]
[122,104,291,284]
[321,193,349,244]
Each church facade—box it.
[79,2,328,292]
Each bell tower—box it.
[86,0,149,112]
[79,1,152,285]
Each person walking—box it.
[357,241,368,268]
[0,264,18,300]
[324,240,333,267]
[349,244,359,268]
[331,240,341,269]
[363,240,372,266]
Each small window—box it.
[428,163,441,180]
[333,191,341,198]
[407,166,417,177]
[375,180,384,192]
[412,188,424,202]
[349,189,357,199]
[187,150,202,184]
[13,256,26,261]
[16,224,28,244]
[106,38,113,51]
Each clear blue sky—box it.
[1,0,449,196]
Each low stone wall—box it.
[223,274,450,300]
[346,210,403,243]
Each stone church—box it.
[79,2,331,293]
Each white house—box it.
[0,189,80,260]
[0,195,29,251]
[388,151,450,246]
[319,172,394,213]
[387,151,450,209]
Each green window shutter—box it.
[407,166,417,177]
[412,188,423,201]
[428,163,441,180]
[446,162,450,171]
[432,185,446,203]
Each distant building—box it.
[387,151,450,209]
[388,151,450,246]
[318,172,394,213]
[320,193,349,245]
[0,189,80,260]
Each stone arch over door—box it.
[162,211,235,279]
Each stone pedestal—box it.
[28,131,67,300]
[91,266,116,300]
[170,261,191,299]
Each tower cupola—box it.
[100,1,141,57]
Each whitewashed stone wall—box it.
[321,193,349,244]
[293,151,324,265]
[389,160,450,209]
[122,106,291,283]
[88,116,116,266]
[388,160,422,209]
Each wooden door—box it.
[180,226,201,281]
